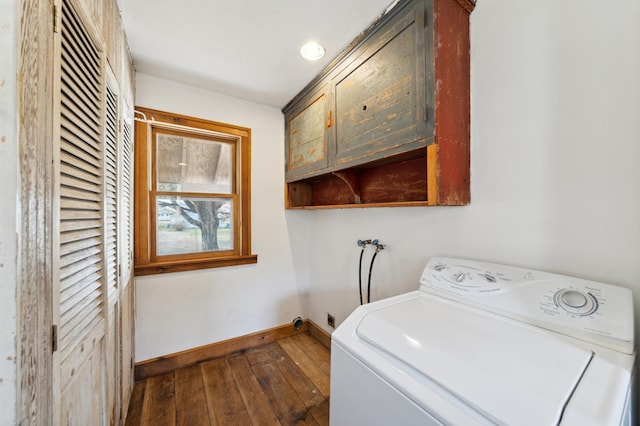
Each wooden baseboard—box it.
[135,320,324,381]
[308,320,332,350]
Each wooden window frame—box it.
[134,107,256,276]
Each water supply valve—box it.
[358,239,372,247]
[372,239,385,252]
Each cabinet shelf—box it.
[286,149,429,208]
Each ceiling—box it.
[118,0,397,108]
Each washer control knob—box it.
[561,290,587,308]
[484,273,497,283]
[553,289,598,316]
[455,272,466,283]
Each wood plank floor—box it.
[125,333,330,426]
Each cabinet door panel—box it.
[60,323,106,425]
[285,85,330,181]
[289,95,326,168]
[334,3,427,166]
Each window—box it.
[134,107,256,275]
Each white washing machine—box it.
[330,257,636,425]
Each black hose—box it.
[358,248,365,305]
[367,251,379,304]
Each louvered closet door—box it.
[119,109,135,420]
[55,0,107,423]
[105,79,120,426]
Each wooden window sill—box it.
[134,254,258,276]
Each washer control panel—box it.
[419,257,634,354]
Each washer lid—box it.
[356,295,594,426]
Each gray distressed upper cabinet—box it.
[283,0,475,208]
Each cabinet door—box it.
[332,0,428,167]
[285,84,330,181]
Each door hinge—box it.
[52,324,58,353]
[53,5,61,33]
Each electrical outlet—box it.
[327,313,335,328]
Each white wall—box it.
[0,0,17,423]
[134,74,310,361]
[307,0,640,346]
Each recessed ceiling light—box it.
[300,42,326,61]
